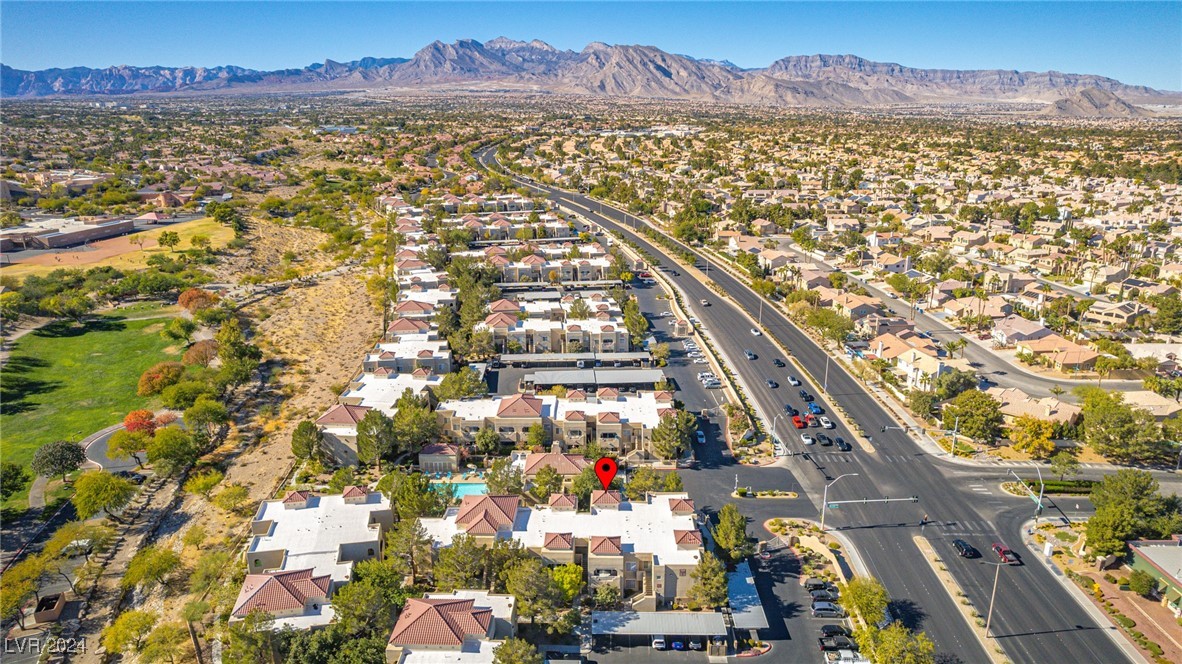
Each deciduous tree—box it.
[72,471,136,520]
[1009,415,1055,459]
[942,390,1003,444]
[102,609,158,654]
[493,638,543,664]
[31,440,86,482]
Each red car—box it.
[806,414,819,427]
[992,542,1019,564]
[792,415,806,429]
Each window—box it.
[367,548,375,557]
[679,569,687,577]
[253,559,261,567]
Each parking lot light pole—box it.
[982,561,1008,638]
[820,473,859,531]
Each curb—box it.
[1017,520,1150,664]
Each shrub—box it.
[1114,614,1136,629]
[828,541,841,550]
[137,362,185,396]
[1103,573,1118,584]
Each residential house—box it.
[1081,300,1151,328]
[385,591,517,664]
[991,315,1053,347]
[984,387,1082,426]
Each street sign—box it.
[827,503,840,509]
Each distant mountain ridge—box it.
[2,37,1175,113]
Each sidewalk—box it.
[1020,520,1150,664]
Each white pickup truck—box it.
[825,650,871,664]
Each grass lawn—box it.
[1,314,181,469]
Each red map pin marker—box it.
[594,457,618,490]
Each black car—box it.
[798,389,811,401]
[816,434,833,447]
[953,539,978,558]
[819,625,849,638]
[772,358,786,367]
[783,404,799,416]
[834,437,852,452]
[115,470,146,485]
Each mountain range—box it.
[2,37,1176,112]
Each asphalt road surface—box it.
[478,146,1133,664]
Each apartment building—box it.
[419,492,703,611]
[436,391,674,460]
[234,487,394,628]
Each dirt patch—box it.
[211,218,334,283]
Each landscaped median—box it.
[732,488,797,499]
[913,535,1011,664]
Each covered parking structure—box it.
[729,561,770,643]
[590,611,727,654]
[521,368,668,393]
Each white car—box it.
[801,434,816,445]
[787,376,801,386]
[652,638,667,650]
[693,358,709,364]
[750,328,762,336]
[697,372,715,380]
[819,416,834,429]
[703,380,723,389]
[700,299,710,306]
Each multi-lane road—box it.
[476,146,1137,664]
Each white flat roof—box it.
[400,639,497,664]
[248,493,388,583]
[342,373,442,415]
[590,610,726,636]
[420,494,700,566]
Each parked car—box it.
[819,624,849,638]
[992,542,1019,564]
[671,641,686,651]
[696,431,706,445]
[808,402,824,415]
[688,639,705,651]
[810,589,839,602]
[792,415,806,429]
[953,539,977,558]
[651,638,666,650]
[811,602,845,618]
[787,375,801,386]
[819,416,834,429]
[835,437,852,452]
[804,578,831,592]
[766,379,779,388]
[801,434,816,445]
[773,358,786,367]
[750,328,762,336]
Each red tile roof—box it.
[548,493,577,510]
[589,535,623,555]
[674,530,703,546]
[543,532,574,550]
[496,394,544,418]
[387,598,492,646]
[315,404,370,426]
[232,569,330,617]
[590,490,622,507]
[523,452,588,476]
[455,495,520,533]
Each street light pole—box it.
[823,355,830,393]
[982,561,1007,638]
[820,473,859,531]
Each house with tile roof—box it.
[385,590,517,664]
[231,569,332,629]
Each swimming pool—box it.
[433,481,488,498]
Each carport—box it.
[590,611,727,653]
[522,368,668,392]
[729,561,770,643]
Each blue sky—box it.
[2,2,1179,89]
